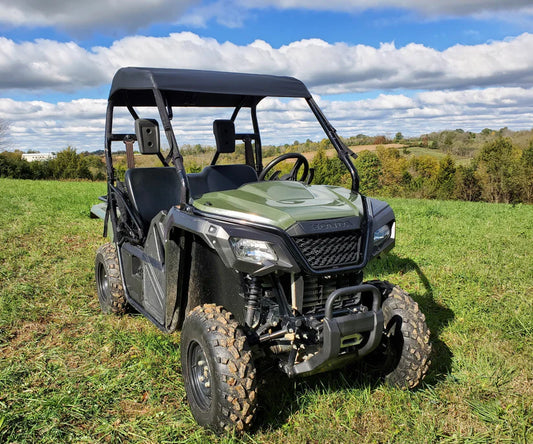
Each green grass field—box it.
[0,178,531,443]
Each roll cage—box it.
[104,67,361,241]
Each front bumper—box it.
[291,284,384,376]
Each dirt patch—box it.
[3,320,49,351]
[118,398,153,417]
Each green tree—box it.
[475,137,522,203]
[29,159,54,179]
[76,155,92,180]
[443,131,454,150]
[53,147,80,179]
[319,138,331,150]
[311,147,329,184]
[186,162,202,173]
[0,151,32,178]
[407,155,439,198]
[354,150,382,194]
[376,146,409,195]
[48,147,96,180]
[518,140,533,202]
[454,165,482,201]
[311,147,346,186]
[434,155,456,199]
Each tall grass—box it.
[0,178,531,443]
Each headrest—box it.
[213,120,235,153]
[135,119,160,154]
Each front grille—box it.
[301,273,362,313]
[292,231,362,269]
[302,274,349,311]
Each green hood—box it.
[193,181,363,230]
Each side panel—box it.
[186,239,246,325]
[121,248,143,303]
[119,212,169,326]
[141,213,167,325]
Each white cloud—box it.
[0,98,107,152]
[177,1,248,28]
[0,0,198,33]
[1,32,532,94]
[2,87,532,153]
[240,0,533,16]
[0,38,107,91]
[179,0,533,28]
[0,0,531,33]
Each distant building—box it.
[21,152,56,162]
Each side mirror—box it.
[135,119,160,154]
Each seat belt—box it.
[123,135,135,169]
[243,136,255,168]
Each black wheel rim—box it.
[96,261,109,305]
[187,340,212,411]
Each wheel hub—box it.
[97,262,109,302]
[187,341,212,411]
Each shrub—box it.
[454,165,482,201]
[354,150,382,194]
[475,138,522,203]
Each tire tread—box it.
[365,281,431,389]
[95,243,127,315]
[182,304,257,433]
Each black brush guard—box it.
[290,284,384,376]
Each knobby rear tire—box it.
[95,243,128,315]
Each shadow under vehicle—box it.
[91,67,431,434]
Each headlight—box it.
[229,237,278,264]
[373,224,391,246]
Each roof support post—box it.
[104,100,118,240]
[251,105,263,173]
[152,87,190,205]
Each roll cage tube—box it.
[307,97,360,193]
[250,105,263,173]
[230,104,264,174]
[104,100,118,240]
[104,100,146,242]
[103,91,190,241]
[152,87,189,205]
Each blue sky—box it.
[0,0,532,152]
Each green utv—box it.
[92,67,431,433]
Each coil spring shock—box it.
[245,275,261,328]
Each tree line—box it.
[1,134,532,204]
[311,137,533,204]
[0,147,106,181]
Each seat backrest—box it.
[124,167,181,232]
[213,120,236,153]
[188,164,258,199]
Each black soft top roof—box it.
[109,67,311,107]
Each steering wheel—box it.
[258,152,311,183]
